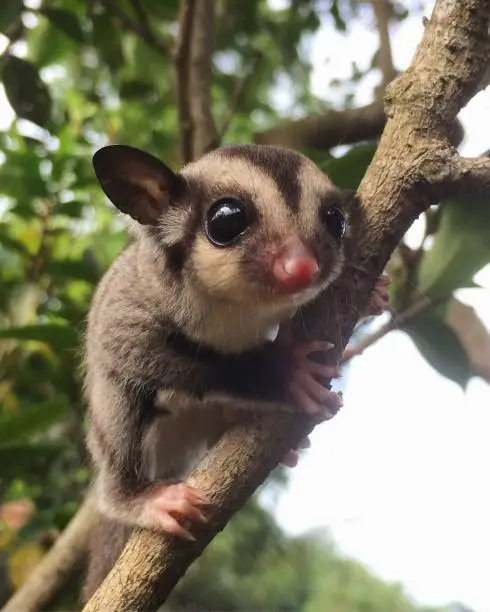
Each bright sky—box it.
[1,2,490,610]
[270,3,490,611]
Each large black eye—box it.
[205,197,250,246]
[322,206,346,242]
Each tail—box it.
[82,513,132,604]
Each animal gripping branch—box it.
[81,1,490,610]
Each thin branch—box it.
[188,0,218,158]
[101,0,168,56]
[82,2,490,611]
[341,296,437,364]
[2,495,96,612]
[173,0,195,164]
[371,0,398,89]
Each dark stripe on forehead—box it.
[154,174,205,277]
[220,145,303,212]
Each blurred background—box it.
[0,0,489,610]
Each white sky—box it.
[271,3,490,611]
[1,2,490,610]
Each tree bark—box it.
[82,1,490,611]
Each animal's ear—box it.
[92,145,181,225]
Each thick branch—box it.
[371,0,398,88]
[188,0,218,158]
[3,496,95,612]
[173,0,195,164]
[83,2,490,610]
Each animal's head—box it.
[93,144,348,311]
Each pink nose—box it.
[272,239,320,293]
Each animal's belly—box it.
[142,406,227,481]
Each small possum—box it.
[82,144,389,599]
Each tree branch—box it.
[2,495,96,612]
[188,0,218,158]
[254,98,464,151]
[371,0,398,89]
[83,2,490,610]
[255,100,387,150]
[341,296,438,363]
[433,153,490,199]
[173,0,195,164]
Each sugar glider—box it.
[82,144,389,599]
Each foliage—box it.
[0,0,487,609]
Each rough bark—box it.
[1,496,96,612]
[82,2,490,611]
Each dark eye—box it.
[322,206,346,242]
[205,197,250,246]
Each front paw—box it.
[281,436,311,468]
[363,274,391,317]
[288,341,342,420]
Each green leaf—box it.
[0,0,23,35]
[404,312,472,388]
[418,197,490,297]
[1,55,52,127]
[322,144,377,190]
[40,8,84,44]
[0,324,79,351]
[0,397,68,444]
